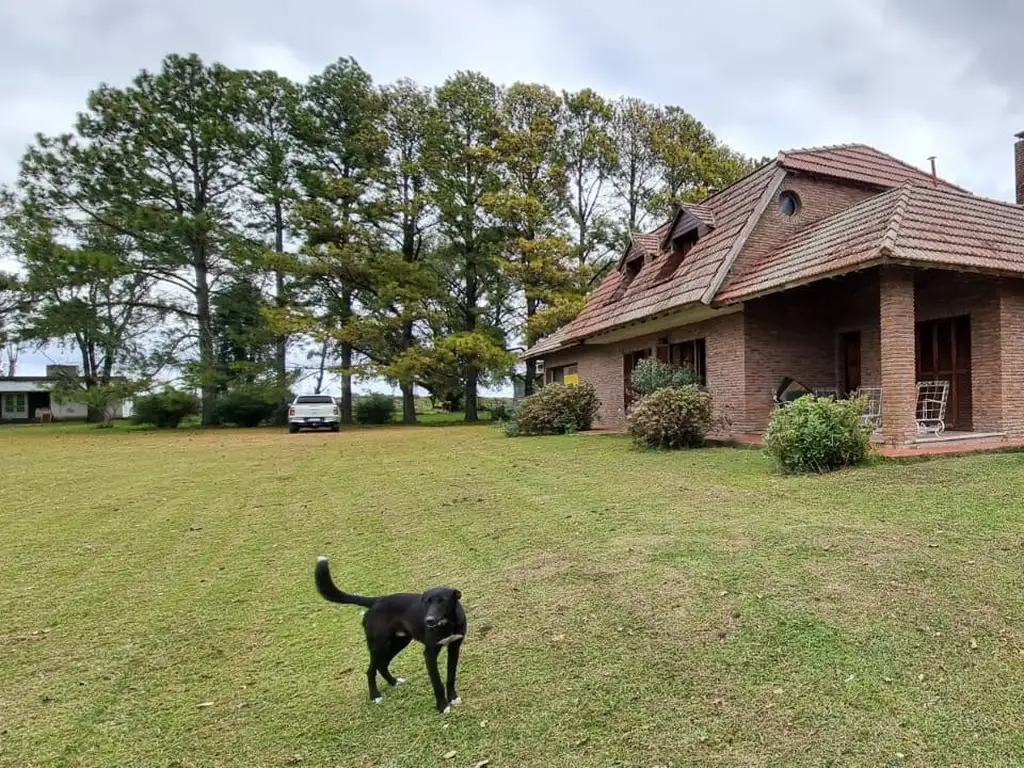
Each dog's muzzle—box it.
[425,617,448,629]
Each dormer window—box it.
[657,227,700,281]
[609,254,644,302]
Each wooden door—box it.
[623,349,650,409]
[916,316,971,431]
[839,331,862,394]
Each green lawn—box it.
[2,425,1023,767]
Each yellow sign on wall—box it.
[564,372,580,387]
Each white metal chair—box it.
[854,386,883,431]
[916,381,950,436]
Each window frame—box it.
[668,338,707,385]
[545,363,578,385]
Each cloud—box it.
[3,0,1023,389]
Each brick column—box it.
[879,266,918,445]
[1001,279,1024,437]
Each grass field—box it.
[2,424,1024,767]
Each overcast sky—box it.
[2,0,1022,386]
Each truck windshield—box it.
[295,396,335,404]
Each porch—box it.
[743,266,1019,448]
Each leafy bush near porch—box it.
[631,357,700,397]
[627,385,714,449]
[132,388,200,429]
[505,382,600,436]
[764,394,872,474]
[354,393,396,425]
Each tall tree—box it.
[0,269,25,377]
[648,106,758,215]
[486,82,575,396]
[424,72,509,422]
[211,277,279,391]
[291,57,385,424]
[560,89,617,269]
[361,79,437,423]
[239,70,303,413]
[609,97,661,239]
[17,53,255,425]
[3,213,163,420]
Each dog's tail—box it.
[314,556,377,608]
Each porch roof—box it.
[717,183,1024,303]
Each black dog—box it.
[314,556,466,713]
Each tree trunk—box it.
[464,367,478,422]
[272,202,289,425]
[339,287,354,424]
[524,358,538,398]
[524,295,538,397]
[400,319,417,423]
[463,248,478,423]
[400,381,416,424]
[340,341,353,424]
[194,248,217,427]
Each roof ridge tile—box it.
[881,184,914,254]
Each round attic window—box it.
[780,191,801,216]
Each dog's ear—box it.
[452,589,462,601]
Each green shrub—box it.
[132,388,200,429]
[626,385,714,449]
[506,382,600,436]
[631,357,700,397]
[215,389,279,427]
[490,402,511,422]
[764,395,872,474]
[354,393,396,425]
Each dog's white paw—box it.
[372,696,384,705]
[395,678,406,686]
[442,704,451,714]
[450,697,462,706]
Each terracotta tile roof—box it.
[717,184,1024,302]
[554,162,782,342]
[716,186,906,301]
[634,232,662,255]
[521,324,573,358]
[681,202,716,229]
[888,184,1024,272]
[778,144,967,193]
[522,142,986,358]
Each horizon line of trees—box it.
[0,52,766,425]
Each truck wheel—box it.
[288,424,300,434]
[330,424,340,433]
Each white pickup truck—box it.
[287,395,341,433]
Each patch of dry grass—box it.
[1,424,1023,766]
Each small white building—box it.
[0,366,131,422]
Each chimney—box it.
[1015,131,1024,205]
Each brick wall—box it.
[739,270,881,433]
[1001,279,1024,437]
[733,174,879,280]
[538,312,745,432]
[540,268,1024,442]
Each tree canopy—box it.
[0,53,761,423]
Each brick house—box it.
[522,140,1024,447]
